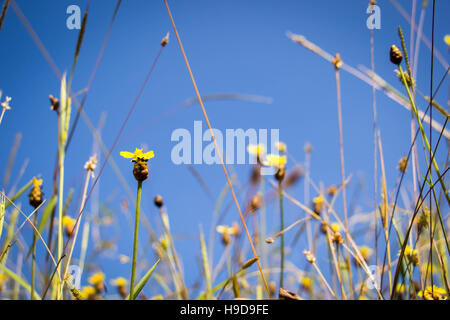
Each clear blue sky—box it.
[0,0,449,298]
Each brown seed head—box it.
[284,165,304,188]
[133,158,149,182]
[390,45,403,65]
[49,94,60,113]
[275,165,286,183]
[161,32,169,47]
[29,186,43,209]
[332,53,343,70]
[154,195,164,208]
[250,193,262,213]
[397,155,408,173]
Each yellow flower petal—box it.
[32,177,43,187]
[142,150,155,160]
[265,154,286,168]
[120,151,135,159]
[445,34,450,46]
[247,144,265,156]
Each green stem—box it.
[56,152,64,300]
[279,182,284,290]
[129,180,142,300]
[399,65,450,206]
[31,210,38,300]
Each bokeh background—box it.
[0,0,449,298]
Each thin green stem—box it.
[30,209,38,300]
[279,182,284,290]
[129,180,142,300]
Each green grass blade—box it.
[126,259,160,300]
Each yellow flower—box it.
[216,224,239,236]
[62,216,75,228]
[300,276,312,291]
[445,34,450,46]
[247,144,265,157]
[312,194,324,215]
[313,194,324,205]
[32,177,43,188]
[402,245,419,266]
[418,285,447,300]
[396,283,406,294]
[89,272,105,287]
[330,223,339,233]
[216,223,240,246]
[359,246,373,262]
[120,148,155,162]
[264,154,287,168]
[275,141,287,153]
[111,277,128,287]
[62,216,76,237]
[80,286,96,299]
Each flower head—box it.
[84,155,98,177]
[216,223,240,246]
[120,148,154,162]
[402,245,419,266]
[275,141,287,153]
[264,154,287,169]
[112,277,128,287]
[444,34,450,47]
[111,277,128,298]
[247,144,265,157]
[32,177,42,188]
[121,148,155,182]
[300,276,312,291]
[312,194,324,216]
[418,285,447,300]
[62,216,76,237]
[80,286,96,300]
[390,45,403,65]
[89,272,105,292]
[358,246,373,263]
[1,96,11,111]
[29,177,43,209]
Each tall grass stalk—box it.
[278,182,285,290]
[129,180,142,300]
[334,65,354,297]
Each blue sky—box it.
[0,0,449,298]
